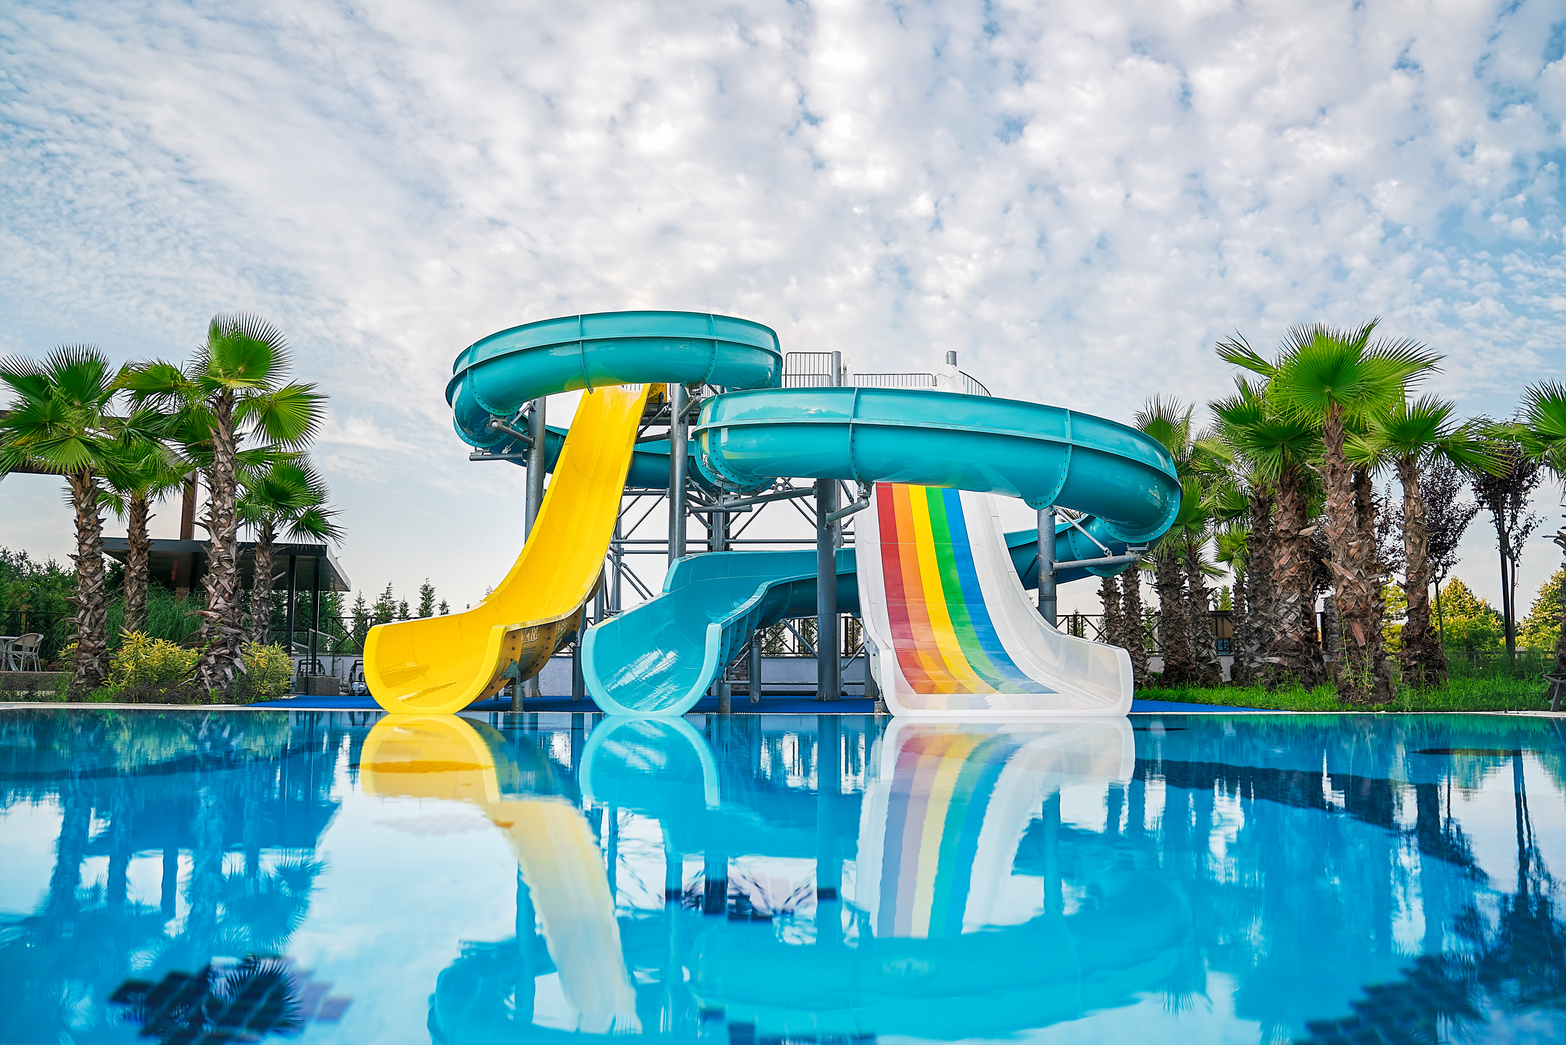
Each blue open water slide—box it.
[445,311,1180,717]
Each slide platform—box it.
[366,310,1179,717]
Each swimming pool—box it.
[1,710,1562,1043]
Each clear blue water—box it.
[1,710,1564,1044]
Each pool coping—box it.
[1,701,1561,717]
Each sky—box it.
[1,0,1564,615]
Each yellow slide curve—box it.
[366,382,652,714]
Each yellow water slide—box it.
[366,383,652,714]
[360,716,641,1034]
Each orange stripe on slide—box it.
[891,486,959,692]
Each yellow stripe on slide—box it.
[908,487,988,692]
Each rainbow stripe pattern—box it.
[876,484,1054,696]
[874,730,1027,937]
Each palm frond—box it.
[1214,334,1277,379]
[1519,380,1566,481]
[206,312,291,390]
[240,382,325,447]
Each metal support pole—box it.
[713,506,730,713]
[517,399,548,710]
[284,554,297,655]
[817,477,840,700]
[611,514,624,613]
[668,384,689,565]
[525,399,547,537]
[1037,506,1057,627]
[571,636,585,700]
[309,555,322,673]
[749,629,763,703]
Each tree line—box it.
[1093,320,1566,704]
[0,314,341,696]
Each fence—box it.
[780,352,991,397]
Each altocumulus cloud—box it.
[0,0,1563,606]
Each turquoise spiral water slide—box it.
[446,311,1180,716]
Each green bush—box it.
[241,643,293,698]
[107,632,199,690]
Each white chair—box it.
[11,634,42,672]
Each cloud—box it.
[2,0,1564,604]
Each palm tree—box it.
[1517,381,1566,673]
[237,452,343,644]
[1134,398,1200,686]
[122,315,325,693]
[101,416,190,635]
[1220,321,1438,704]
[1209,371,1324,686]
[1352,394,1499,690]
[0,346,125,689]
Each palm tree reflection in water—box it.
[0,710,353,1043]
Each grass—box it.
[1140,661,1560,713]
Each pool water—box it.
[1,711,1563,1044]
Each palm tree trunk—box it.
[1099,572,1123,654]
[1120,566,1149,686]
[248,521,277,645]
[1184,542,1222,684]
[196,390,244,694]
[1271,466,1323,686]
[1154,545,1196,685]
[1353,466,1393,694]
[1245,486,1279,684]
[67,469,110,691]
[1230,559,1250,685]
[1397,454,1445,690]
[123,493,152,636]
[1320,408,1390,704]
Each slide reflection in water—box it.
[360,716,641,1036]
[684,717,1194,1040]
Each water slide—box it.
[859,484,1132,715]
[367,311,783,714]
[365,382,651,713]
[584,385,1177,714]
[365,310,1180,716]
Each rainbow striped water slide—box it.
[860,483,1135,716]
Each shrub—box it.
[241,643,293,699]
[107,632,199,691]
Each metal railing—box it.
[780,353,991,397]
[781,352,843,388]
[849,371,937,391]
